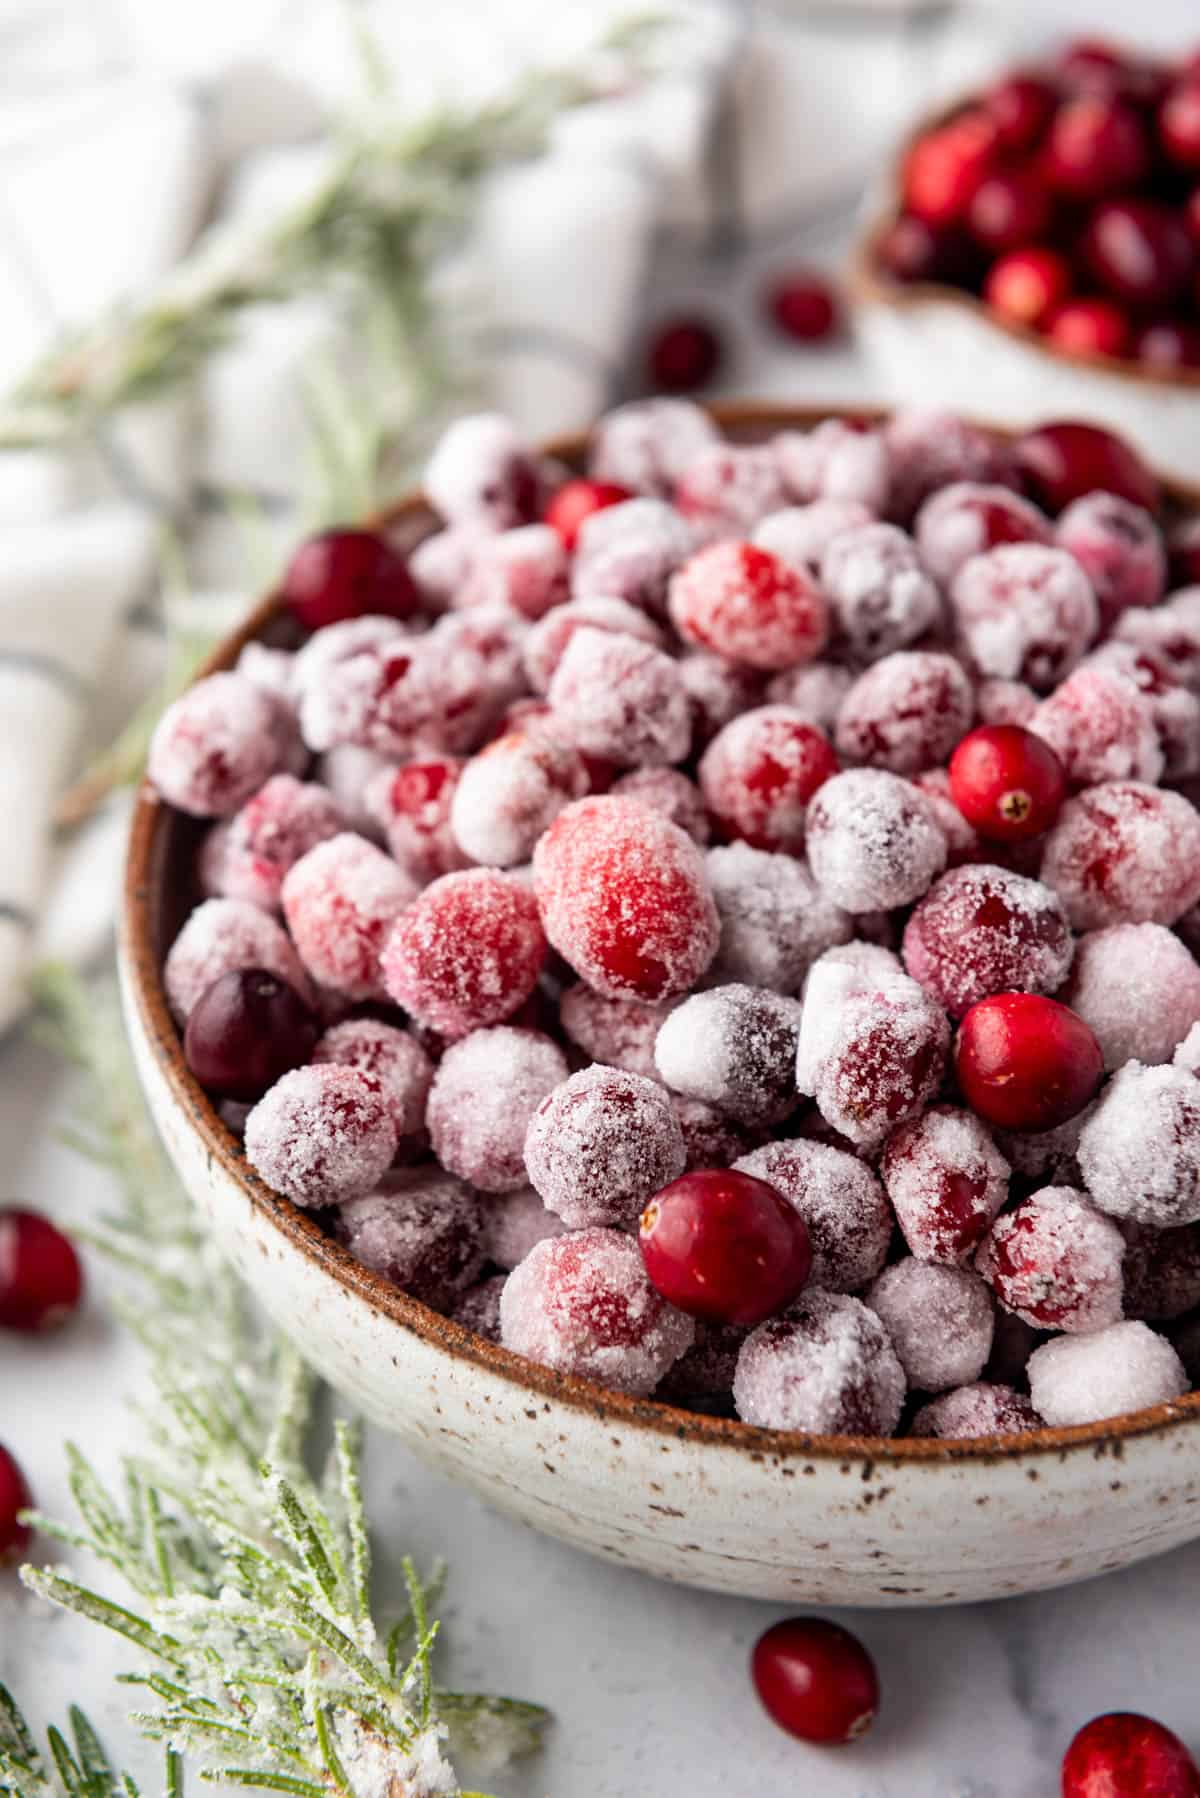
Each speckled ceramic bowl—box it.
[120,404,1200,1608]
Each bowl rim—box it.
[848,90,1200,394]
[122,398,1200,1469]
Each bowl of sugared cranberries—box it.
[853,38,1200,484]
[122,399,1200,1606]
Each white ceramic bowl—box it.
[120,404,1200,1608]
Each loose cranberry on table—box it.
[184,968,319,1101]
[948,724,1067,842]
[281,529,418,632]
[764,271,839,343]
[0,1444,32,1564]
[752,1617,879,1747]
[646,317,723,393]
[0,1208,83,1332]
[955,993,1104,1133]
[1061,1712,1200,1798]
[542,478,633,550]
[639,1170,812,1328]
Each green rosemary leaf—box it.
[268,1475,345,1613]
[68,1708,119,1798]
[332,1419,371,1621]
[0,1684,44,1775]
[44,1728,84,1798]
[195,1773,324,1796]
[22,1570,181,1666]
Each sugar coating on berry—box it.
[1077,1062,1200,1227]
[698,707,839,854]
[558,984,677,1081]
[548,627,690,767]
[733,1289,906,1434]
[449,730,586,868]
[950,544,1099,692]
[796,960,950,1150]
[914,481,1052,586]
[335,1167,485,1311]
[835,651,974,775]
[765,662,853,734]
[281,833,417,1003]
[424,412,539,528]
[806,769,947,912]
[571,497,694,618]
[657,1319,747,1400]
[201,774,346,912]
[910,1382,1042,1438]
[499,1227,695,1395]
[1085,641,1200,782]
[1062,923,1200,1069]
[674,444,786,534]
[1029,666,1163,788]
[885,410,1012,521]
[902,864,1074,1021]
[806,940,904,989]
[245,1065,398,1207]
[818,523,941,663]
[1121,1221,1200,1322]
[909,768,983,869]
[164,897,312,1023]
[707,843,851,992]
[452,1273,507,1342]
[366,757,468,881]
[237,640,296,705]
[754,502,874,574]
[977,1186,1125,1332]
[976,678,1039,728]
[381,868,546,1037]
[609,767,709,845]
[866,1259,994,1392]
[484,1184,569,1271]
[1114,587,1200,693]
[317,745,395,839]
[456,523,567,619]
[669,541,828,672]
[654,986,804,1127]
[409,524,483,611]
[775,419,892,513]
[523,596,663,694]
[1176,1022,1200,1077]
[149,673,284,818]
[311,1019,433,1144]
[669,1096,759,1172]
[588,397,718,497]
[426,1027,568,1193]
[1055,491,1165,628]
[532,796,719,1003]
[524,1064,686,1229]
[1027,1320,1187,1427]
[881,1103,1011,1265]
[1041,781,1200,929]
[292,615,410,700]
[734,1140,892,1292]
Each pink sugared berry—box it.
[365,758,468,883]
[796,962,950,1151]
[976,679,1039,729]
[381,869,546,1037]
[978,1185,1124,1332]
[558,984,677,1081]
[835,651,974,775]
[654,986,804,1127]
[902,864,1073,1021]
[646,317,722,393]
[699,707,839,853]
[866,1259,993,1391]
[245,1064,398,1208]
[775,419,891,513]
[484,1185,569,1272]
[547,628,690,767]
[310,1019,433,1149]
[282,529,418,632]
[881,1104,1010,1266]
[424,413,540,528]
[1077,1062,1200,1228]
[282,834,418,1003]
[911,1382,1041,1438]
[185,968,319,1100]
[765,271,839,342]
[543,478,634,549]
[164,897,312,1024]
[148,674,283,818]
[950,544,1098,692]
[639,1169,812,1327]
[669,540,827,671]
[571,496,694,619]
[734,1289,905,1433]
[609,767,709,845]
[755,502,874,577]
[0,1445,32,1565]
[818,522,941,662]
[1041,781,1200,930]
[1086,639,1200,780]
[199,775,346,912]
[0,1209,83,1333]
[524,1065,686,1230]
[706,842,850,992]
[449,729,587,867]
[589,397,718,497]
[914,481,1052,587]
[1029,667,1163,789]
[426,1028,567,1193]
[1015,420,1160,515]
[523,596,663,694]
[335,1168,485,1312]
[752,1617,879,1747]
[948,724,1066,842]
[1062,923,1200,1070]
[955,993,1103,1133]
[734,1139,892,1293]
[1056,492,1165,629]
[1061,1713,1200,1798]
[456,524,567,620]
[805,769,947,912]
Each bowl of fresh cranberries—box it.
[853,38,1200,484]
[121,398,1200,1605]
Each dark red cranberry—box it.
[1055,40,1163,104]
[949,724,1067,843]
[903,112,998,226]
[1045,298,1131,359]
[646,318,722,393]
[0,1445,32,1566]
[639,1170,812,1328]
[875,216,981,286]
[1082,199,1195,312]
[967,168,1052,253]
[1061,1712,1200,1798]
[184,969,320,1101]
[543,479,633,551]
[983,73,1057,153]
[1015,420,1160,514]
[752,1618,880,1747]
[956,993,1103,1132]
[1133,318,1200,369]
[1045,96,1150,199]
[984,248,1072,327]
[281,529,418,632]
[0,1208,83,1332]
[765,271,839,343]
[1160,80,1200,170]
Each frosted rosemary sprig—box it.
[19,966,547,1796]
[0,1683,145,1798]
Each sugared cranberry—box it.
[669,540,828,672]
[1041,780,1200,929]
[1015,420,1160,515]
[866,1258,994,1392]
[949,724,1067,842]
[818,521,941,662]
[882,1104,1010,1266]
[424,412,540,528]
[184,968,318,1101]
[639,1170,811,1327]
[798,961,950,1151]
[955,993,1103,1132]
[735,1138,892,1293]
[1077,1062,1200,1230]
[983,72,1057,152]
[548,627,690,768]
[903,112,998,226]
[1160,80,1200,170]
[245,1065,398,1208]
[765,271,839,342]
[1045,298,1130,359]
[427,1027,567,1193]
[0,1208,83,1332]
[646,317,722,393]
[1045,96,1150,200]
[914,482,1052,587]
[875,215,981,286]
[1133,318,1200,369]
[543,478,633,550]
[699,707,839,853]
[148,674,283,820]
[381,869,546,1037]
[282,834,418,1003]
[984,248,1072,328]
[0,1445,32,1565]
[1061,1713,1200,1798]
[903,864,1073,1021]
[365,757,468,883]
[806,769,946,912]
[752,1618,879,1747]
[335,1168,485,1312]
[1082,200,1195,312]
[655,986,804,1128]
[282,529,418,632]
[1056,490,1165,628]
[835,651,973,776]
[967,168,1052,252]
[449,728,587,867]
[735,1289,905,1433]
[979,1185,1124,1333]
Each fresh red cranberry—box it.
[1082,199,1195,311]
[956,993,1103,1132]
[646,318,722,394]
[984,248,1072,327]
[967,168,1052,253]
[949,724,1067,842]
[1061,1712,1200,1798]
[752,1618,880,1747]
[1045,298,1131,359]
[639,1170,812,1328]
[1133,318,1200,369]
[983,73,1057,151]
[1015,421,1160,514]
[765,271,839,342]
[184,968,319,1101]
[0,1209,83,1332]
[875,215,981,286]
[0,1445,32,1565]
[903,112,998,226]
[281,529,418,632]
[542,479,633,551]
[1045,96,1150,200]
[1160,80,1200,170]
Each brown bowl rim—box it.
[122,399,1200,1468]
